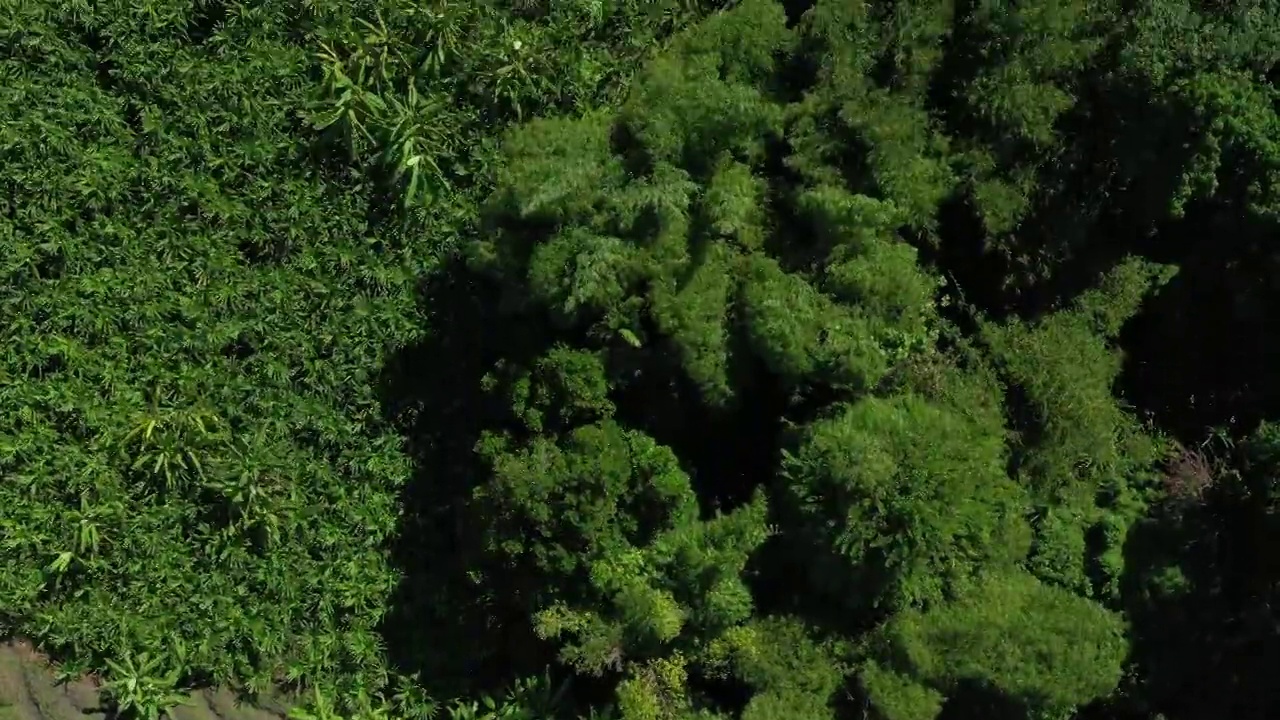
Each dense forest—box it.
[3,0,1280,718]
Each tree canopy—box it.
[3,0,1280,719]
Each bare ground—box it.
[0,641,292,720]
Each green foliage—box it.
[475,419,700,579]
[298,0,737,237]
[613,655,694,720]
[986,304,1135,501]
[287,670,585,720]
[0,0,424,696]
[1115,0,1280,221]
[9,1,1278,720]
[466,2,1175,716]
[528,486,771,676]
[650,241,741,406]
[0,0,724,711]
[618,3,788,176]
[703,616,847,720]
[100,652,191,720]
[486,110,628,227]
[502,346,616,434]
[984,257,1174,598]
[869,570,1128,719]
[784,393,1030,611]
[474,4,944,409]
[859,662,944,720]
[738,255,890,392]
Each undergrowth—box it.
[0,0,721,717]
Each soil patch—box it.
[0,642,291,720]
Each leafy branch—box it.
[100,652,190,720]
